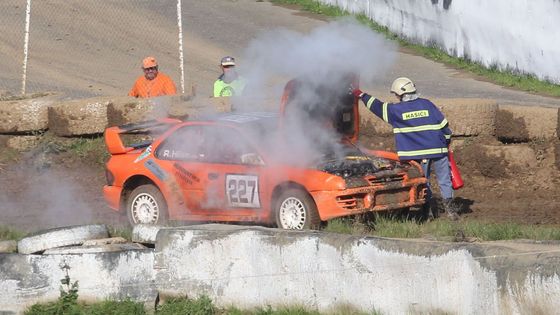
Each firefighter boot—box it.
[419,202,435,222]
[443,198,459,221]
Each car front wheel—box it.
[274,188,321,230]
[126,184,168,225]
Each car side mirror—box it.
[241,153,265,166]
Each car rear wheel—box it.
[127,184,168,225]
[274,188,321,230]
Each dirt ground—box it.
[360,131,560,226]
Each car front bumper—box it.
[310,179,427,221]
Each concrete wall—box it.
[319,0,560,84]
[0,249,156,314]
[154,225,560,314]
[2,225,560,314]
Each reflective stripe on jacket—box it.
[213,76,246,97]
[362,94,452,160]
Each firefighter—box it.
[129,56,177,98]
[352,78,459,220]
[213,56,246,97]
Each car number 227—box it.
[226,175,261,208]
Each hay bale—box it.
[0,93,62,134]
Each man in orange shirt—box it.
[128,56,177,98]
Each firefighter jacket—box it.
[213,74,247,97]
[128,73,177,98]
[361,94,452,160]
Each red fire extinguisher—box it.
[448,149,464,190]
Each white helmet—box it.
[390,77,416,96]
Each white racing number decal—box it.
[226,174,260,208]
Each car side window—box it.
[156,125,206,161]
[156,125,263,165]
[202,127,262,165]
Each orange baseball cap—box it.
[142,56,158,68]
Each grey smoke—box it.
[239,17,397,100]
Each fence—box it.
[0,0,185,99]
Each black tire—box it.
[274,188,321,230]
[126,184,168,226]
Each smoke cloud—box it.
[231,18,397,167]
[239,17,397,101]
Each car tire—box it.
[274,188,321,230]
[126,184,168,226]
[17,224,109,254]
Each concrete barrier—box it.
[2,223,560,314]
[0,93,62,134]
[0,241,17,253]
[435,98,498,137]
[48,97,111,136]
[359,98,498,137]
[153,225,560,314]
[0,135,42,151]
[106,96,161,127]
[107,96,232,127]
[0,249,156,314]
[318,0,560,84]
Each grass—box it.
[271,0,560,97]
[324,215,560,241]
[26,295,381,315]
[32,133,109,169]
[0,225,27,241]
[0,146,19,169]
[25,299,145,315]
[0,92,50,101]
[107,225,133,241]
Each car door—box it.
[195,125,268,221]
[154,124,210,215]
[155,124,267,221]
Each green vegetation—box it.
[271,0,560,97]
[35,133,109,169]
[0,225,27,241]
[0,92,50,101]
[107,225,133,241]
[324,215,560,241]
[27,295,378,315]
[25,264,378,315]
[0,146,20,168]
[59,137,108,168]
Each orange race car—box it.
[103,77,427,229]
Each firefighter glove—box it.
[351,89,364,98]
